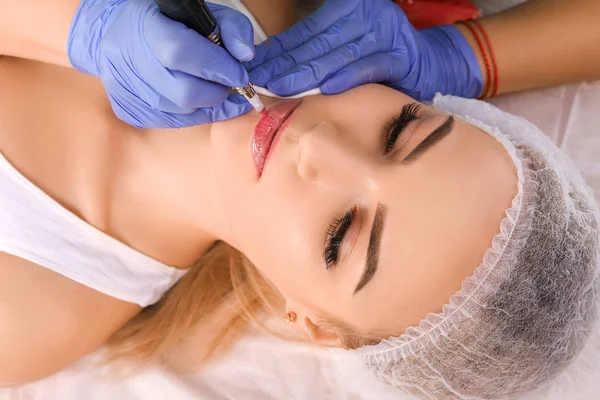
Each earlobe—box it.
[302,317,347,349]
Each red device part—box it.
[394,0,481,29]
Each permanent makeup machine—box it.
[154,0,266,115]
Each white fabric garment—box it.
[0,150,187,307]
[254,85,322,99]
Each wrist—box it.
[453,22,489,99]
[419,25,484,99]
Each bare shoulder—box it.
[241,0,297,36]
[0,252,140,387]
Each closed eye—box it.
[382,103,421,155]
[324,207,357,270]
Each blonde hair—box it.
[105,241,388,369]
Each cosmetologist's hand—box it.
[246,0,483,101]
[68,0,256,128]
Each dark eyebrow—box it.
[401,115,455,164]
[354,203,388,295]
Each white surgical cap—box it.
[354,95,600,400]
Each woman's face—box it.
[209,84,516,339]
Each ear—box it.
[301,316,347,349]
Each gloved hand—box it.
[245,0,483,101]
[68,0,255,128]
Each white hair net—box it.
[354,95,600,400]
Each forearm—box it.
[0,0,80,66]
[456,0,600,96]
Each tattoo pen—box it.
[154,0,266,115]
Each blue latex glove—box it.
[246,0,483,101]
[68,0,256,128]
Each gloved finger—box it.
[110,92,252,129]
[154,70,232,110]
[98,60,192,115]
[176,93,254,125]
[243,36,287,79]
[145,11,249,88]
[152,95,196,114]
[266,36,383,96]
[245,0,356,70]
[248,18,363,87]
[106,92,146,129]
[113,44,232,111]
[211,4,256,62]
[320,53,407,95]
[208,93,255,123]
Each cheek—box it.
[238,215,316,298]
[209,115,269,233]
[313,87,412,153]
[211,119,254,190]
[231,185,337,299]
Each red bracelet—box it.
[456,20,492,99]
[470,19,499,97]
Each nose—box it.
[296,122,374,188]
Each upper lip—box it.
[252,100,302,177]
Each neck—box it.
[115,124,233,267]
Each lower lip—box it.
[252,100,302,176]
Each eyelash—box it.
[382,103,421,155]
[324,206,357,270]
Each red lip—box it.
[252,100,302,176]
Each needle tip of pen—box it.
[247,95,265,115]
